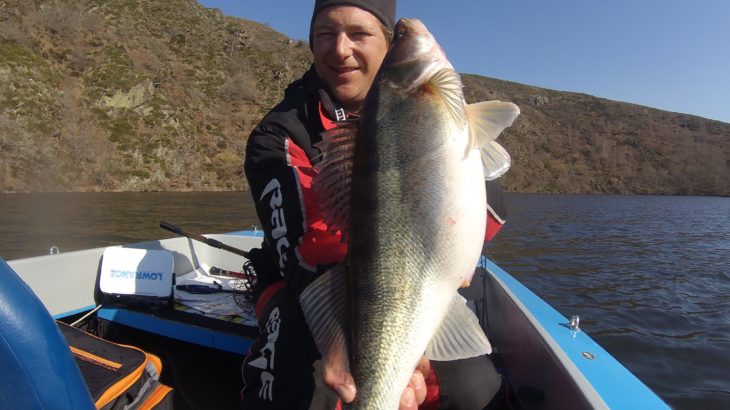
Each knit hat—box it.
[309,0,397,47]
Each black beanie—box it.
[309,0,397,47]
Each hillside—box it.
[1,0,729,195]
[462,76,730,195]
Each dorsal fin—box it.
[312,120,358,242]
[299,264,352,389]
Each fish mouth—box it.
[396,18,428,36]
[387,18,440,66]
[381,18,451,89]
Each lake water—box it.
[1,192,728,409]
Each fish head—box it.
[380,18,454,92]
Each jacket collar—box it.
[305,66,348,124]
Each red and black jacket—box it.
[244,67,506,309]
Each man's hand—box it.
[324,356,431,409]
[399,357,430,409]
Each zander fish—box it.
[300,18,520,409]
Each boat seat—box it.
[0,259,95,410]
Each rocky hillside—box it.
[1,0,729,195]
[1,0,311,192]
[463,76,730,195]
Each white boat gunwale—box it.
[483,258,668,409]
[3,230,669,409]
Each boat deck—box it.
[3,231,669,410]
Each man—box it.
[243,1,505,408]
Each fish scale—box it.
[347,70,475,408]
[300,18,519,410]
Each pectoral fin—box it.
[430,68,467,128]
[425,294,492,361]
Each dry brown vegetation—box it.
[1,0,311,192]
[1,0,728,195]
[462,76,730,195]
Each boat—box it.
[1,227,669,409]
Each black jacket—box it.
[244,67,507,301]
[245,67,347,298]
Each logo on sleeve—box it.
[261,178,289,275]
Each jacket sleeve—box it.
[244,124,346,296]
[485,180,507,242]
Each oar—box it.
[159,220,250,259]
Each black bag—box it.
[58,322,174,409]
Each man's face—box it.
[311,6,390,111]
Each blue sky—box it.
[198,1,730,124]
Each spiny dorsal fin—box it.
[313,120,358,241]
[465,101,520,180]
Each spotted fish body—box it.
[301,18,520,409]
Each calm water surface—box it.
[488,194,730,410]
[1,192,728,409]
[0,192,260,258]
